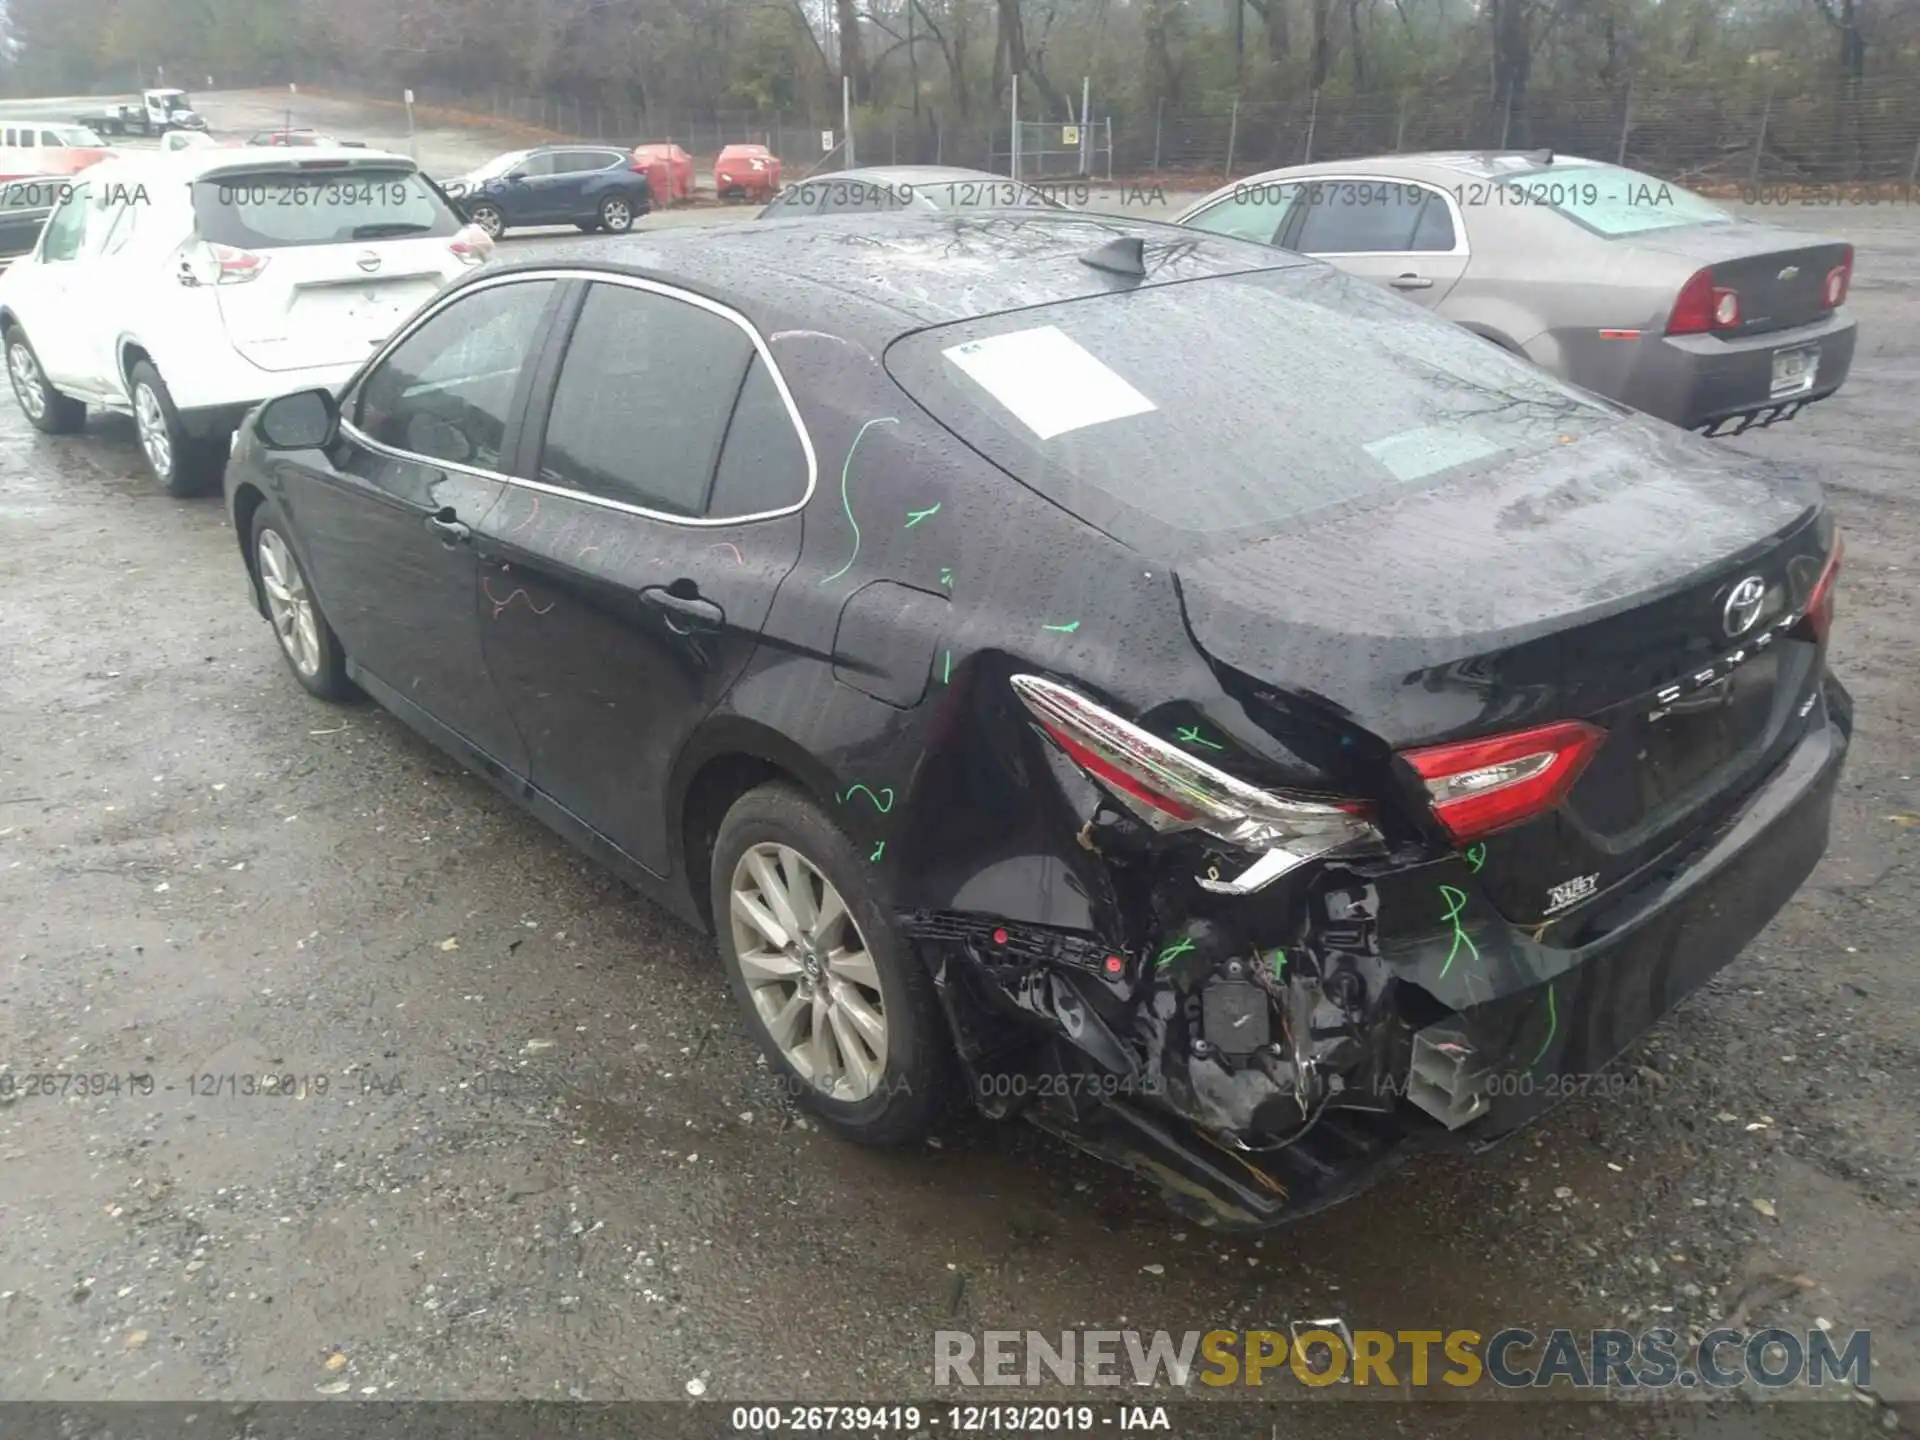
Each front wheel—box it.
[250,500,351,701]
[598,196,635,232]
[5,325,85,434]
[711,783,956,1146]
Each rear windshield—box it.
[886,265,1617,557]
[1502,163,1735,238]
[192,166,460,249]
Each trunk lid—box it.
[191,157,465,372]
[1175,424,1832,924]
[1640,222,1851,336]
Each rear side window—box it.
[1410,194,1457,251]
[885,267,1614,557]
[1291,181,1430,252]
[192,167,461,249]
[559,150,618,173]
[537,282,755,515]
[707,357,810,517]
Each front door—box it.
[1280,179,1471,309]
[19,180,93,386]
[476,277,810,875]
[274,275,566,769]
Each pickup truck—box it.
[73,89,209,137]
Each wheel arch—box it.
[672,716,843,934]
[231,480,271,618]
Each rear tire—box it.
[598,195,635,233]
[469,203,505,239]
[710,783,956,1147]
[5,325,86,434]
[128,359,223,497]
[250,500,351,701]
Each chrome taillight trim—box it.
[1010,674,1382,857]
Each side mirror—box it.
[256,388,338,450]
[506,171,527,183]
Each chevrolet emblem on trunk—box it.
[1777,265,1800,281]
[356,252,383,273]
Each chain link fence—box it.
[300,69,1920,191]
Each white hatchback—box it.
[0,144,493,494]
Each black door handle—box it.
[640,585,723,633]
[425,508,470,543]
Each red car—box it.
[0,146,113,183]
[630,143,694,203]
[715,143,781,201]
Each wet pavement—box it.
[0,89,1914,1436]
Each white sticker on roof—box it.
[1362,426,1507,482]
[942,325,1156,440]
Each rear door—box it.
[1279,177,1470,308]
[476,276,810,875]
[192,159,466,372]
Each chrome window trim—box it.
[340,267,820,527]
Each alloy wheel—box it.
[8,341,45,421]
[133,383,172,480]
[471,206,504,238]
[729,842,888,1101]
[257,528,322,677]
[602,199,631,230]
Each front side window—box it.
[192,166,462,248]
[536,282,755,515]
[352,279,557,470]
[1183,182,1300,246]
[38,183,91,261]
[1291,180,1434,253]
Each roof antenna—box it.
[1080,236,1147,279]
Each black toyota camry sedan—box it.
[222,211,1849,1229]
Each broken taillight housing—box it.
[1401,720,1606,842]
[1009,675,1381,857]
[1794,535,1843,644]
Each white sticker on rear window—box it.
[1362,426,1507,482]
[942,325,1156,441]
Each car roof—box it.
[479,209,1311,350]
[832,165,1023,187]
[79,144,417,185]
[1223,150,1608,188]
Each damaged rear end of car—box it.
[877,257,1852,1229]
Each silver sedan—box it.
[1174,151,1857,436]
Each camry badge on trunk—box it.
[1723,576,1767,636]
[356,252,382,273]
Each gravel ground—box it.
[0,88,1913,1436]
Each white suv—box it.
[0,145,493,495]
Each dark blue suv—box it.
[448,145,652,239]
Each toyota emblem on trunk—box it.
[1777,264,1800,281]
[356,251,383,273]
[1723,576,1767,636]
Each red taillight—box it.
[1666,268,1740,336]
[448,223,493,266]
[1402,721,1607,843]
[1040,721,1201,822]
[1823,248,1852,309]
[208,242,268,284]
[1798,535,1843,644]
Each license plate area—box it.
[1770,345,1818,399]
